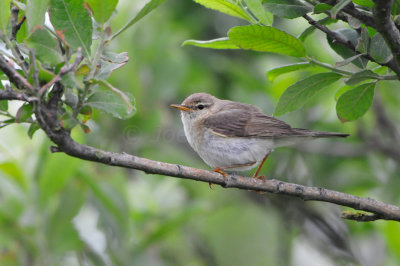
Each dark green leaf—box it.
[336,82,375,122]
[86,88,136,119]
[327,28,367,68]
[335,85,353,101]
[26,0,49,32]
[0,0,10,33]
[246,0,273,25]
[228,25,306,57]
[313,3,332,14]
[334,53,363,67]
[27,123,40,138]
[25,27,64,66]
[49,0,93,57]
[0,100,7,111]
[274,72,342,116]
[85,0,118,24]
[263,0,311,19]
[193,0,250,20]
[267,62,311,82]
[331,0,352,19]
[369,33,392,64]
[182,37,239,49]
[345,69,379,85]
[16,104,33,123]
[112,0,167,39]
[356,27,370,53]
[352,0,374,7]
[61,111,79,129]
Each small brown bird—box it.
[171,93,348,178]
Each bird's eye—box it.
[197,104,205,110]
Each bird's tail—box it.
[291,128,349,138]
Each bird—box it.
[171,93,349,179]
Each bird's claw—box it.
[213,167,228,177]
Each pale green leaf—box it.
[331,0,352,19]
[228,25,306,57]
[345,70,379,85]
[86,0,118,24]
[274,72,342,116]
[26,0,49,32]
[86,87,136,119]
[245,0,273,25]
[49,0,93,57]
[193,0,250,21]
[267,62,311,82]
[112,0,166,39]
[336,82,375,122]
[182,37,239,49]
[0,0,10,33]
[25,27,63,66]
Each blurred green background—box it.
[1,0,400,265]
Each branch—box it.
[373,0,400,73]
[0,88,36,102]
[31,98,400,222]
[0,54,33,91]
[302,14,400,77]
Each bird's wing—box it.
[203,108,295,138]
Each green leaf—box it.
[0,161,27,190]
[193,0,250,20]
[26,0,49,33]
[15,104,33,123]
[245,0,273,25]
[25,27,64,66]
[85,0,118,24]
[0,100,7,111]
[61,111,79,129]
[331,0,352,19]
[27,123,40,138]
[182,37,239,49]
[313,3,332,14]
[274,72,342,116]
[356,27,370,53]
[112,0,167,39]
[263,0,311,19]
[334,53,363,67]
[352,0,374,8]
[0,0,10,33]
[369,33,392,64]
[49,0,93,57]
[94,51,129,80]
[327,28,367,68]
[335,84,353,101]
[86,87,136,119]
[228,25,306,57]
[336,82,375,122]
[345,69,379,85]
[267,62,311,82]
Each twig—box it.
[39,48,84,97]
[372,0,400,76]
[0,54,34,91]
[303,14,400,77]
[0,89,37,102]
[9,5,29,72]
[341,211,383,222]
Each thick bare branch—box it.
[373,0,400,72]
[0,54,33,91]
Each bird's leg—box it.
[210,162,257,189]
[252,153,270,180]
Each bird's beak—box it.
[170,104,191,112]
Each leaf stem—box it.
[307,57,353,75]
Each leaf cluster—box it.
[184,0,400,122]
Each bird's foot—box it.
[253,175,265,180]
[213,167,228,177]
